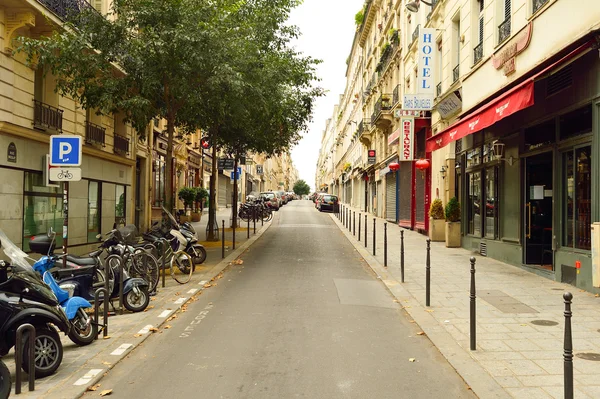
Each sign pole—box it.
[63,182,69,266]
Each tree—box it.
[293,180,310,196]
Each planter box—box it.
[180,215,190,223]
[445,221,461,248]
[429,218,445,242]
[191,212,201,222]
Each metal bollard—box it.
[161,240,166,289]
[233,216,236,250]
[426,238,431,307]
[353,211,356,236]
[364,214,368,248]
[118,252,124,315]
[358,213,361,241]
[94,288,109,339]
[384,223,387,267]
[400,230,405,283]
[247,209,250,239]
[348,209,351,231]
[222,220,225,259]
[372,218,376,256]
[470,257,476,351]
[253,206,256,234]
[564,292,574,399]
[15,323,35,394]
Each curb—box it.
[330,213,510,399]
[62,220,275,399]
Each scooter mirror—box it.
[96,234,102,240]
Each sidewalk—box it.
[333,204,600,399]
[4,213,272,398]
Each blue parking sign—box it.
[49,135,82,166]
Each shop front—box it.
[427,38,600,290]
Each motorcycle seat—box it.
[66,253,98,266]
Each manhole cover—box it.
[576,353,600,361]
[531,320,559,326]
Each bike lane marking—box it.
[158,310,171,318]
[187,288,198,294]
[198,280,208,285]
[174,297,187,305]
[137,324,154,334]
[179,303,214,338]
[110,343,133,356]
[73,369,103,386]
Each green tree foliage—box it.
[293,180,310,196]
[429,199,444,219]
[445,197,461,222]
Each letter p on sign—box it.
[50,135,82,166]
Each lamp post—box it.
[406,0,434,12]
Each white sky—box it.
[288,0,364,192]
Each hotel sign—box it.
[400,117,414,161]
[403,28,437,111]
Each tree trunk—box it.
[165,119,175,213]
[206,127,219,241]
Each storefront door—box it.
[524,151,554,269]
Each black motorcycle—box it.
[0,256,70,378]
[0,358,10,398]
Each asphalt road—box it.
[85,200,475,399]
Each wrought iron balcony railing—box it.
[85,121,106,146]
[473,42,483,64]
[33,100,63,132]
[436,82,442,97]
[392,84,400,107]
[411,24,420,44]
[114,134,130,155]
[533,0,549,13]
[498,17,511,44]
[453,64,460,84]
[36,0,98,24]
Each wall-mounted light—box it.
[406,0,433,13]
[492,140,515,166]
[440,165,447,180]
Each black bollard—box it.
[222,220,225,259]
[426,238,431,307]
[372,218,376,256]
[400,230,405,283]
[470,256,476,351]
[347,208,350,230]
[358,213,361,241]
[364,214,368,248]
[384,223,387,267]
[353,211,356,236]
[564,292,574,399]
[247,209,250,239]
[253,206,256,234]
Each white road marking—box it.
[158,310,171,318]
[174,297,187,305]
[199,280,208,285]
[187,288,198,294]
[137,324,154,334]
[110,343,133,356]
[73,369,103,386]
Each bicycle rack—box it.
[15,323,35,394]
[94,288,109,339]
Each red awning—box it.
[426,39,594,153]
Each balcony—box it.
[114,134,130,155]
[473,42,483,65]
[33,100,63,132]
[365,72,377,96]
[411,25,420,45]
[436,83,442,97]
[392,84,401,107]
[36,0,97,24]
[533,0,549,13]
[498,17,511,44]
[85,121,106,146]
[358,118,373,146]
[371,94,393,129]
[452,64,460,84]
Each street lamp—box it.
[406,0,433,12]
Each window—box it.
[115,185,126,227]
[474,0,484,63]
[467,171,482,236]
[559,105,592,141]
[485,167,498,239]
[466,143,500,239]
[153,155,165,207]
[563,146,591,250]
[498,0,511,44]
[88,181,101,242]
[23,172,63,251]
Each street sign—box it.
[218,158,235,170]
[256,165,263,175]
[230,172,240,180]
[49,167,82,181]
[200,137,211,149]
[368,149,376,164]
[49,135,82,166]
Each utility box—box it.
[592,223,600,287]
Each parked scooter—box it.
[0,230,70,378]
[29,229,150,313]
[0,358,10,398]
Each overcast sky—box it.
[287,0,364,192]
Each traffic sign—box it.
[218,158,235,170]
[368,149,376,164]
[256,165,263,175]
[50,135,82,166]
[49,167,82,181]
[230,172,240,180]
[200,137,211,149]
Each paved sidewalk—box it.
[333,204,600,399]
[4,215,272,398]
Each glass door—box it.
[524,152,554,269]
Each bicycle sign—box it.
[49,167,82,181]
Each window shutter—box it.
[505,0,511,20]
[478,17,484,43]
[93,0,102,13]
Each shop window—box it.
[485,167,499,239]
[88,181,101,242]
[115,184,126,227]
[467,171,482,236]
[563,146,591,250]
[153,155,165,207]
[23,172,63,251]
[466,147,482,168]
[524,119,555,151]
[559,105,592,141]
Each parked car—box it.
[317,194,339,212]
[260,192,280,210]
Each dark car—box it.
[317,194,339,212]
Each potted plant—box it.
[428,198,445,242]
[177,186,196,223]
[192,187,208,222]
[445,197,461,248]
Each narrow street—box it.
[85,200,474,398]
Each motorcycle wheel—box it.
[0,359,10,399]
[123,286,150,312]
[68,308,97,346]
[188,244,207,265]
[22,325,63,378]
